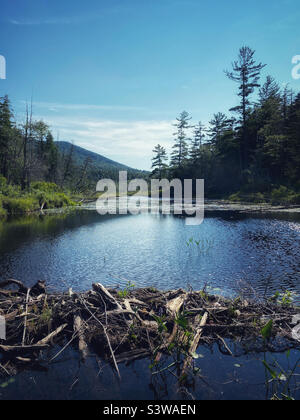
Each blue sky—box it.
[0,0,300,170]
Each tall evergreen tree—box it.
[225,46,266,169]
[170,111,191,167]
[151,144,168,178]
[0,95,13,179]
[207,113,230,148]
[190,122,205,162]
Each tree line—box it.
[0,97,120,193]
[151,46,300,201]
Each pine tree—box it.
[151,144,168,178]
[225,46,266,169]
[285,93,300,181]
[190,122,205,162]
[45,132,58,182]
[207,113,229,147]
[0,95,13,179]
[259,75,280,104]
[170,111,191,167]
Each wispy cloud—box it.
[19,100,145,113]
[9,17,84,25]
[35,115,174,170]
[7,6,125,26]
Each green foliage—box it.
[31,181,62,193]
[175,311,191,331]
[150,47,300,199]
[261,319,273,341]
[117,281,135,299]
[2,196,39,215]
[34,190,75,209]
[0,198,7,218]
[229,191,266,203]
[152,314,168,334]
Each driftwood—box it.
[0,279,27,293]
[37,323,68,345]
[73,316,88,361]
[92,283,122,310]
[181,312,208,378]
[0,344,49,355]
[0,280,299,382]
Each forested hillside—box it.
[56,141,148,183]
[0,96,147,215]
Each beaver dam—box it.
[1,279,300,394]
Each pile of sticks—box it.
[0,279,299,380]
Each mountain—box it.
[55,141,149,181]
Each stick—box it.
[74,316,89,361]
[166,292,187,316]
[217,334,233,356]
[22,288,31,346]
[37,324,68,346]
[181,312,208,378]
[79,295,121,379]
[0,344,49,355]
[92,283,122,310]
[0,279,27,292]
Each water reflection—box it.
[1,341,299,400]
[0,209,299,299]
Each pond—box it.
[0,206,300,400]
[0,206,300,300]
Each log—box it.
[0,279,27,293]
[155,292,187,362]
[4,310,19,321]
[0,344,49,355]
[37,324,68,345]
[166,292,187,316]
[128,298,148,306]
[22,288,31,346]
[92,283,122,310]
[181,312,208,378]
[74,316,89,361]
[123,299,144,324]
[116,349,150,364]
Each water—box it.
[1,342,299,400]
[1,207,300,400]
[0,208,300,299]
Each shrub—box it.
[269,186,300,205]
[228,192,242,202]
[2,197,39,215]
[34,191,75,209]
[30,182,62,194]
[228,191,266,203]
[0,176,7,194]
[288,193,300,205]
[0,196,7,218]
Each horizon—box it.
[1,0,300,170]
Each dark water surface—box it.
[0,208,300,400]
[0,208,299,299]
[1,341,299,400]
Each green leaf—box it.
[261,320,273,340]
[262,360,277,379]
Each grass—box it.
[228,186,300,206]
[0,177,76,216]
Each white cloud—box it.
[8,14,99,26]
[35,115,175,170]
[19,100,145,113]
